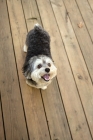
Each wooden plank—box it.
[22,0,41,29]
[75,0,93,40]
[36,0,92,140]
[0,94,5,140]
[50,0,93,138]
[21,0,72,140]
[62,0,93,83]
[41,80,72,140]
[88,0,93,11]
[6,0,50,139]
[0,0,28,140]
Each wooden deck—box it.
[0,0,93,140]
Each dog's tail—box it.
[34,23,43,30]
[34,23,50,41]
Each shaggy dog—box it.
[22,24,57,90]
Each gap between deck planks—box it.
[75,0,93,41]
[7,0,72,139]
[6,0,51,139]
[36,0,93,140]
[75,0,93,82]
[0,0,28,140]
[88,0,93,12]
[51,0,93,137]
[62,0,93,83]
[0,0,93,140]
[0,93,5,140]
[22,0,72,139]
[62,0,93,137]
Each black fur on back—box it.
[26,25,52,62]
[22,25,52,77]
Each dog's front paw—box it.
[41,86,47,90]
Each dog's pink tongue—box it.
[43,74,50,81]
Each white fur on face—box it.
[31,56,57,84]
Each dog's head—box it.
[23,55,57,84]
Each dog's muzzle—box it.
[41,68,50,81]
[41,74,50,81]
[45,68,50,73]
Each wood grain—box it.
[0,0,28,139]
[75,0,93,81]
[88,0,93,11]
[6,0,50,139]
[50,0,93,138]
[22,0,72,139]
[41,80,72,140]
[1,0,93,139]
[75,0,93,39]
[62,0,93,83]
[22,0,41,29]
[36,0,92,139]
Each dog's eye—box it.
[48,63,51,67]
[37,64,42,69]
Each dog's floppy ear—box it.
[22,61,31,79]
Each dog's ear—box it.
[22,61,31,79]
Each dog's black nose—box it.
[45,68,50,73]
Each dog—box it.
[22,23,57,90]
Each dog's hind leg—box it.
[26,80,38,89]
[26,80,47,90]
[23,44,27,52]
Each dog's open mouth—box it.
[42,74,50,81]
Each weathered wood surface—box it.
[0,0,28,139]
[6,0,50,139]
[0,0,93,140]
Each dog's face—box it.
[26,55,57,84]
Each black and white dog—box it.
[22,24,57,90]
